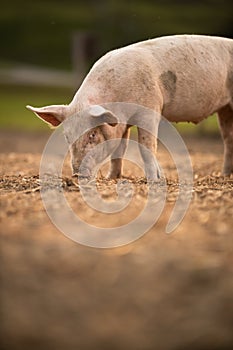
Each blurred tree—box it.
[0,0,232,69]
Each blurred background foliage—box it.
[1,0,232,69]
[0,0,232,132]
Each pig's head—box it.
[27,104,124,177]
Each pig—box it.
[27,34,233,180]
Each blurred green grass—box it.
[174,114,219,135]
[0,84,74,131]
[0,84,219,135]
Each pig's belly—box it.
[161,90,226,123]
[162,104,213,123]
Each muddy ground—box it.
[0,131,233,350]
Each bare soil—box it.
[0,131,233,350]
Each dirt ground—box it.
[0,131,233,350]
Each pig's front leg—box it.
[107,128,130,179]
[218,104,233,175]
[138,126,161,181]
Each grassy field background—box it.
[0,84,73,131]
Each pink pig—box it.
[27,35,233,179]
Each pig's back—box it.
[77,35,233,121]
[135,35,233,120]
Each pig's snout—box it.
[72,155,96,178]
[72,166,92,178]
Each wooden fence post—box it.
[72,31,98,89]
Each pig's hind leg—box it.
[218,104,233,175]
[107,128,130,179]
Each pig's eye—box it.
[88,131,97,142]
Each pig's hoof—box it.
[145,167,162,182]
[106,172,122,180]
[72,173,92,183]
[147,178,161,185]
[147,177,166,192]
[222,165,233,176]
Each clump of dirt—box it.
[0,175,40,193]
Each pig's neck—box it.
[68,84,99,116]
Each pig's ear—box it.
[26,105,67,127]
[89,105,118,126]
